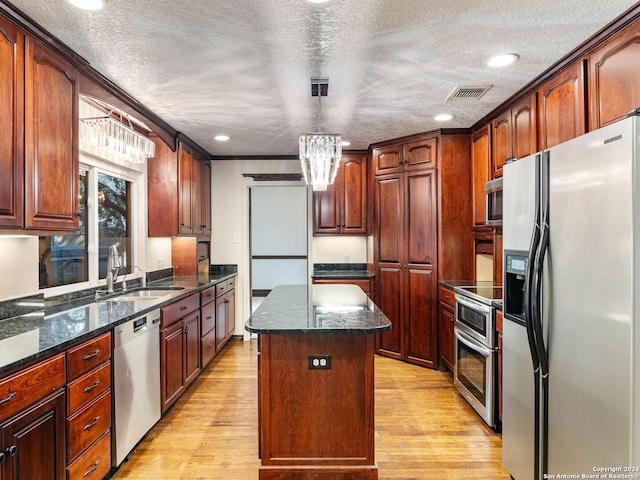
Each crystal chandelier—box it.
[299,78,342,191]
[79,115,155,164]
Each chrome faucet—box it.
[122,265,144,292]
[106,244,122,293]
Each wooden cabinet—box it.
[588,20,640,129]
[373,136,437,175]
[313,153,367,235]
[0,16,79,233]
[160,293,201,413]
[0,353,66,480]
[537,60,587,149]
[472,127,490,226]
[65,333,111,472]
[148,138,211,239]
[438,285,455,372]
[200,286,217,368]
[490,94,537,178]
[312,278,373,296]
[215,279,236,352]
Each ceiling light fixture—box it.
[299,78,342,192]
[67,0,104,11]
[307,0,330,3]
[435,114,453,122]
[79,115,155,164]
[341,140,351,147]
[214,134,230,142]
[487,53,519,68]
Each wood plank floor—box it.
[111,338,510,479]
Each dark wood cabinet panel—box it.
[24,36,79,231]
[200,159,212,236]
[1,389,66,480]
[438,286,455,372]
[405,268,437,368]
[375,174,403,264]
[589,22,640,129]
[313,153,367,235]
[404,137,437,171]
[226,288,236,340]
[472,127,490,226]
[491,111,511,178]
[147,134,178,236]
[538,60,586,149]
[178,143,195,235]
[376,266,403,358]
[216,293,228,352]
[184,310,201,387]
[405,170,436,268]
[372,144,403,175]
[0,16,24,228]
[161,321,185,413]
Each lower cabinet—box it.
[438,285,455,372]
[215,280,236,352]
[201,286,217,368]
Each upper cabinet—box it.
[313,153,367,235]
[0,16,79,233]
[471,126,490,226]
[490,93,537,178]
[148,137,212,239]
[373,137,437,175]
[588,20,640,129]
[537,60,586,149]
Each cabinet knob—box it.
[0,451,4,463]
[6,445,17,456]
[75,211,82,217]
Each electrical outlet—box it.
[308,354,331,370]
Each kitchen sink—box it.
[112,287,185,301]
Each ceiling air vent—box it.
[446,85,492,101]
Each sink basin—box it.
[115,289,181,300]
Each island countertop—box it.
[245,284,391,334]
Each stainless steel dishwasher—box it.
[113,308,161,466]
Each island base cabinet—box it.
[258,333,377,480]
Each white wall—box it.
[0,237,40,301]
[145,237,172,271]
[210,159,370,338]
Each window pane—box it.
[98,173,132,279]
[39,171,89,288]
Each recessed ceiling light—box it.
[214,135,230,142]
[307,0,330,3]
[341,140,351,147]
[435,114,453,122]
[487,53,519,68]
[67,0,104,10]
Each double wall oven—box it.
[453,286,501,428]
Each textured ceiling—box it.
[6,0,639,156]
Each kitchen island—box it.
[245,284,391,480]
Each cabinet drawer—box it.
[201,302,215,335]
[200,286,216,306]
[67,391,111,462]
[67,333,111,381]
[216,280,227,297]
[201,328,216,368]
[0,353,65,421]
[67,361,111,415]
[226,276,235,290]
[161,293,199,328]
[439,285,455,308]
[67,430,111,480]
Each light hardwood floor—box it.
[111,338,510,479]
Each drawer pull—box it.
[206,316,212,320]
[83,349,100,361]
[180,306,187,311]
[83,460,100,477]
[83,380,100,393]
[6,445,17,456]
[0,391,16,405]
[84,416,101,430]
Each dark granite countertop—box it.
[0,265,237,377]
[311,263,374,280]
[438,280,495,290]
[245,284,391,334]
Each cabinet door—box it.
[178,144,194,234]
[184,311,201,387]
[341,155,367,234]
[472,127,490,226]
[161,322,185,413]
[491,110,511,178]
[373,144,403,175]
[439,303,454,371]
[376,266,403,359]
[200,159,212,236]
[538,60,586,149]
[191,153,203,236]
[216,294,228,351]
[1,390,65,480]
[147,134,179,237]
[313,168,342,234]
[589,24,640,129]
[226,289,236,340]
[375,174,403,265]
[404,267,437,367]
[405,170,436,268]
[404,137,437,171]
[0,17,24,228]
[512,94,538,159]
[24,37,79,231]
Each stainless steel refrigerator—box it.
[502,111,640,480]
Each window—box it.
[39,165,135,290]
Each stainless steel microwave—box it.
[485,177,503,226]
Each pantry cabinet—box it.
[373,137,437,175]
[313,153,367,235]
[0,15,79,233]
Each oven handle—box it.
[455,294,493,317]
[454,328,493,358]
